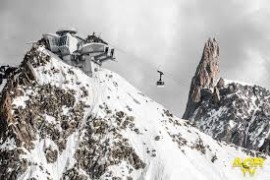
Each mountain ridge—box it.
[0,45,267,179]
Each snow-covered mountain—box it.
[0,45,269,180]
[183,38,270,155]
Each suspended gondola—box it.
[156,70,164,87]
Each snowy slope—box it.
[0,46,270,180]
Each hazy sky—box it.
[1,0,270,117]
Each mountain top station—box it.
[40,28,115,75]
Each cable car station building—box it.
[41,28,115,76]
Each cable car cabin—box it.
[156,70,165,87]
[156,80,165,87]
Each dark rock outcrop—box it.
[183,38,270,155]
[183,38,220,119]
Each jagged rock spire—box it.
[182,38,270,155]
[183,38,221,119]
[194,37,220,89]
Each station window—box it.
[59,36,68,46]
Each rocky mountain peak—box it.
[183,38,221,119]
[195,37,220,90]
[183,38,270,156]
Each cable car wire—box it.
[107,42,189,88]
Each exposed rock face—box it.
[0,47,147,179]
[0,44,263,180]
[0,47,51,179]
[183,38,270,154]
[183,38,220,119]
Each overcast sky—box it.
[1,0,270,117]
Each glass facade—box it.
[59,36,68,46]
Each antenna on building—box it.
[26,41,38,44]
